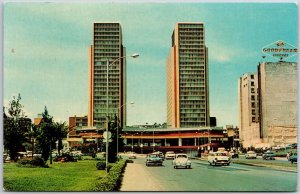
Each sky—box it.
[3,2,298,127]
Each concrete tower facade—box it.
[88,23,126,128]
[238,73,261,148]
[167,22,210,128]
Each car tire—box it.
[188,165,191,169]
[174,165,176,169]
[213,161,216,166]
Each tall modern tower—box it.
[166,22,210,128]
[88,23,126,128]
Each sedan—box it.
[290,153,297,164]
[262,151,276,160]
[172,153,191,169]
[146,153,163,166]
[128,152,137,159]
[245,151,257,159]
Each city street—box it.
[120,155,297,192]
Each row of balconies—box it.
[179,67,205,71]
[94,49,120,53]
[94,32,120,36]
[94,83,120,87]
[94,40,119,44]
[179,83,206,87]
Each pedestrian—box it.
[286,152,291,160]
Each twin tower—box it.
[88,22,210,129]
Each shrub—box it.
[17,157,48,168]
[93,159,127,191]
[96,161,106,170]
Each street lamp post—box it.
[152,130,155,152]
[105,53,139,172]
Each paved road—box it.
[120,155,297,192]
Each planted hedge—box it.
[17,157,49,168]
[93,159,127,191]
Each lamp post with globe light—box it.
[105,53,139,172]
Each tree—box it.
[3,94,31,161]
[54,122,68,156]
[35,106,56,162]
[35,107,68,162]
[107,115,124,163]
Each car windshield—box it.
[148,154,159,158]
[216,153,227,156]
[177,155,187,158]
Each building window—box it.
[250,75,254,79]
[252,117,256,122]
[251,95,255,101]
[251,82,254,86]
[251,102,255,108]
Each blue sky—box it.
[3,2,298,127]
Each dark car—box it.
[229,151,239,158]
[290,153,297,164]
[290,143,297,149]
[146,153,163,166]
[262,151,276,160]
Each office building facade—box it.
[167,22,210,128]
[238,73,261,148]
[88,23,126,128]
[258,62,297,146]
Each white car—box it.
[208,152,231,166]
[172,153,192,169]
[165,151,176,160]
[128,152,137,159]
[245,151,257,159]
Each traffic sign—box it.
[103,131,112,140]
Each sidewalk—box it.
[120,161,165,191]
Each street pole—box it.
[131,134,134,153]
[106,59,109,173]
[152,130,154,152]
[105,54,139,171]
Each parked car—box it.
[245,151,257,159]
[146,153,163,166]
[165,151,176,160]
[128,152,137,159]
[208,151,231,166]
[289,153,297,164]
[172,153,191,169]
[229,151,239,158]
[290,143,297,149]
[262,151,276,160]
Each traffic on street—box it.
[120,153,297,192]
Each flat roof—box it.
[123,126,224,132]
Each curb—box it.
[193,157,297,173]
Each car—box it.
[172,153,191,169]
[128,152,137,159]
[146,153,163,166]
[245,151,257,159]
[229,151,239,158]
[290,143,297,149]
[153,151,164,160]
[165,151,176,160]
[208,151,231,166]
[262,151,276,160]
[289,153,297,164]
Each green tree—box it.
[3,94,31,161]
[35,107,68,162]
[54,121,68,156]
[107,115,124,163]
[35,106,56,162]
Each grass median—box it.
[232,158,297,172]
[3,160,106,191]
